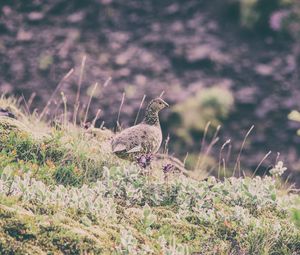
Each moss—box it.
[0,119,109,186]
[3,218,36,241]
[0,203,114,254]
[0,206,16,220]
[45,227,102,255]
[0,232,44,255]
[54,164,83,186]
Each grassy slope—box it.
[0,97,299,255]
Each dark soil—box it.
[0,0,300,184]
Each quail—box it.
[112,98,169,160]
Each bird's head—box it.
[147,98,169,112]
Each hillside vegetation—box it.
[2,0,300,179]
[0,96,299,255]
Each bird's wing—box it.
[112,143,127,153]
[126,145,142,153]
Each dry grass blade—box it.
[103,77,112,88]
[197,136,220,170]
[233,125,254,177]
[196,125,221,171]
[284,174,295,191]
[213,125,221,141]
[39,68,74,120]
[226,143,232,163]
[116,92,125,131]
[17,96,23,105]
[134,95,146,125]
[28,92,36,111]
[275,152,281,164]
[73,55,87,124]
[84,77,111,125]
[218,139,231,179]
[194,122,211,171]
[92,109,102,127]
[75,55,87,103]
[183,152,189,168]
[99,120,105,129]
[222,158,226,179]
[84,82,99,124]
[159,91,165,98]
[21,94,30,115]
[252,151,272,177]
[61,92,68,127]
[164,134,170,154]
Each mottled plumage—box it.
[112,98,169,160]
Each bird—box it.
[111,97,169,161]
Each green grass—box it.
[0,96,299,254]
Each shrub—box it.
[168,86,234,145]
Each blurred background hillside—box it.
[1,0,300,184]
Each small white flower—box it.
[270,161,287,177]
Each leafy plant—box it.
[288,110,300,136]
[0,96,299,254]
[168,86,234,145]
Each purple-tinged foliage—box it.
[136,154,153,168]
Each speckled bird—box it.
[111,98,169,160]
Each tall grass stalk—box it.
[252,150,272,177]
[134,94,146,125]
[73,55,87,125]
[218,139,231,179]
[194,122,211,171]
[196,125,221,171]
[233,125,254,177]
[116,92,125,132]
[84,82,99,124]
[39,68,74,120]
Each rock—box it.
[0,83,13,94]
[186,44,230,64]
[67,12,84,23]
[28,12,44,21]
[115,48,135,65]
[236,87,257,104]
[2,6,12,16]
[255,64,274,76]
[134,74,147,86]
[171,21,184,32]
[16,29,33,42]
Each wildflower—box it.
[136,154,153,168]
[269,161,287,177]
[162,163,175,174]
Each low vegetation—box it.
[236,0,300,37]
[0,96,299,254]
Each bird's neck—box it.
[143,108,160,126]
